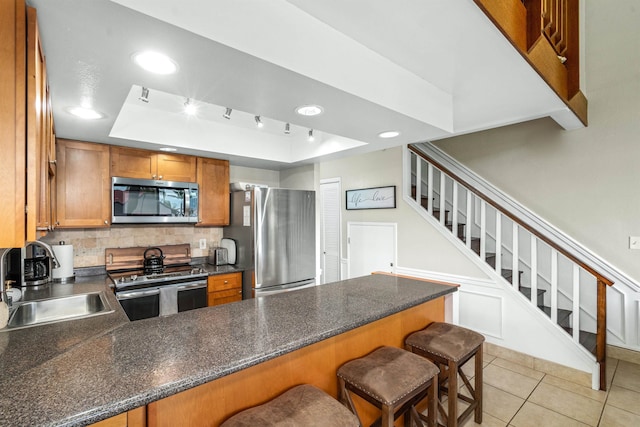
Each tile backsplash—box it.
[42,225,223,268]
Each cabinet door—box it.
[208,288,243,306]
[0,0,27,248]
[157,153,196,182]
[196,158,230,226]
[56,139,111,228]
[207,273,242,292]
[26,6,50,238]
[110,146,157,179]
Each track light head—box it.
[223,107,232,119]
[308,129,314,142]
[255,115,264,128]
[139,87,149,103]
[284,123,290,134]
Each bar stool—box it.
[337,346,439,427]
[405,322,485,427]
[220,384,359,426]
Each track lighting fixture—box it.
[284,123,290,134]
[308,129,314,142]
[223,107,232,119]
[184,98,197,115]
[139,87,149,103]
[255,115,264,128]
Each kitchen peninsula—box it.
[0,274,457,427]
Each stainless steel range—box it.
[106,244,209,321]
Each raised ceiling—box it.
[29,0,581,170]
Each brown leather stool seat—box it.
[405,322,485,427]
[220,384,359,427]
[337,346,439,427]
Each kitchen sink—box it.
[6,292,113,330]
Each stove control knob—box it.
[131,275,138,281]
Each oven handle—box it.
[117,288,161,300]
[177,282,207,291]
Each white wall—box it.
[316,146,486,278]
[280,164,315,190]
[433,0,640,285]
[229,165,280,188]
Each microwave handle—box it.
[185,190,190,217]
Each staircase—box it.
[407,143,613,389]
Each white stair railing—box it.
[407,144,613,390]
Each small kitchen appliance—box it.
[6,241,59,287]
[208,247,228,266]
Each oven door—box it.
[117,288,160,321]
[177,282,208,312]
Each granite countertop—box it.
[0,274,456,427]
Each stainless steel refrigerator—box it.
[224,187,316,298]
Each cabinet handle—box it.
[238,290,242,294]
[224,280,228,284]
[49,160,57,164]
[158,175,163,180]
[104,220,108,225]
[152,174,157,179]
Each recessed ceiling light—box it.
[378,130,401,139]
[66,106,104,120]
[132,51,178,75]
[159,147,177,152]
[296,105,324,116]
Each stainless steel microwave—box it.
[112,177,199,224]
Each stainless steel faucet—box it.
[26,240,61,269]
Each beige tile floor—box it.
[443,352,640,426]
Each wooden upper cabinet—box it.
[56,139,111,228]
[196,158,230,226]
[111,146,196,182]
[26,6,56,238]
[157,153,197,182]
[0,0,27,248]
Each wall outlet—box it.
[199,238,207,250]
[630,236,640,250]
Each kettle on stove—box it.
[143,247,164,274]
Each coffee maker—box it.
[6,242,59,287]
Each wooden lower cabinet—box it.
[90,407,145,427]
[207,273,242,306]
[146,298,445,427]
[56,139,111,228]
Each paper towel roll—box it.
[52,243,74,281]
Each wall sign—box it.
[346,186,396,210]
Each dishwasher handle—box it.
[177,282,207,291]
[117,288,161,300]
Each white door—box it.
[320,178,341,284]
[347,222,396,278]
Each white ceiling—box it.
[29,0,580,170]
